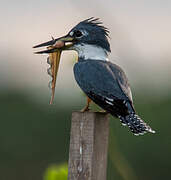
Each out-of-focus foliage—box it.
[0,90,170,180]
[44,164,67,180]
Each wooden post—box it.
[68,111,109,180]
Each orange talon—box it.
[81,97,92,112]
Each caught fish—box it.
[33,33,73,104]
[47,48,62,104]
[34,38,65,104]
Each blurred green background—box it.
[0,90,170,180]
[0,0,171,179]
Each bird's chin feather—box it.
[73,43,109,61]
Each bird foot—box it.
[80,106,90,113]
[99,109,107,113]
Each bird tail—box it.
[119,113,155,135]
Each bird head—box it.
[33,17,111,57]
[33,18,110,104]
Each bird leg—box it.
[81,97,92,112]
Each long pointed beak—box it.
[33,35,74,54]
[33,38,56,48]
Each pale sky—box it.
[0,0,171,100]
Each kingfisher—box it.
[33,18,155,135]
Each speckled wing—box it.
[74,59,134,117]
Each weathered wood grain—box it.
[68,111,109,180]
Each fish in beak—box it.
[33,35,74,104]
[33,35,74,53]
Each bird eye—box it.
[74,30,83,38]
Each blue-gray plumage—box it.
[33,17,155,135]
[69,18,111,52]
[74,59,154,135]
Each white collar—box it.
[73,44,109,61]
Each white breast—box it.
[73,44,109,61]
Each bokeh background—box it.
[0,0,171,179]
